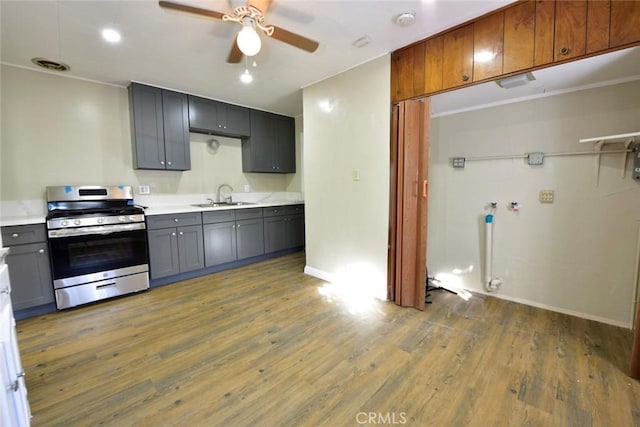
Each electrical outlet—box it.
[539,189,554,203]
[244,184,251,193]
[139,185,150,195]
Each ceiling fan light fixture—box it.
[237,18,261,56]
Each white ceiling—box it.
[1,0,638,117]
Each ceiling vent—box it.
[31,58,70,72]
[395,12,415,26]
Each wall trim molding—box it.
[469,288,631,329]
[303,265,334,284]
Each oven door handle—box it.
[48,223,146,238]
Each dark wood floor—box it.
[16,252,640,426]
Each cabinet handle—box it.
[38,249,45,254]
[174,218,179,222]
[179,231,183,235]
[560,47,569,55]
[160,161,165,165]
[236,224,240,228]
[462,74,470,82]
[218,124,222,128]
[232,225,236,229]
[171,232,176,236]
[167,161,172,166]
[11,233,19,238]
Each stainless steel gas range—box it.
[46,185,149,309]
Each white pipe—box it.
[485,213,502,291]
[485,215,493,288]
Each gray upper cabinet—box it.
[242,110,296,173]
[188,96,251,138]
[129,83,191,171]
[1,224,54,310]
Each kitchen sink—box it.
[191,202,255,208]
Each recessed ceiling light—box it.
[102,28,121,43]
[240,69,253,84]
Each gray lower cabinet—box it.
[263,205,305,253]
[242,110,295,173]
[203,208,265,266]
[147,213,204,279]
[130,82,191,171]
[203,222,237,266]
[1,225,54,310]
[236,218,265,260]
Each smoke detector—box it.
[395,12,416,26]
[31,58,70,72]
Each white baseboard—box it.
[470,288,631,329]
[303,265,334,283]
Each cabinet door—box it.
[203,222,237,266]
[130,83,166,169]
[177,225,204,273]
[503,0,535,74]
[243,109,276,173]
[442,24,474,89]
[424,36,444,94]
[148,228,180,279]
[586,0,610,53]
[220,104,251,137]
[391,47,415,102]
[554,0,587,61]
[473,12,504,82]
[288,214,305,249]
[610,1,640,48]
[6,243,54,310]
[236,218,265,260]
[275,115,295,173]
[534,0,555,66]
[162,90,191,171]
[264,216,288,253]
[188,95,220,133]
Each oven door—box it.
[48,224,148,288]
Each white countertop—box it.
[144,199,304,216]
[0,215,46,227]
[0,200,304,226]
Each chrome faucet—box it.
[216,184,234,203]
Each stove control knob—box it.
[61,220,68,227]
[74,219,81,226]
[97,218,104,224]
[118,216,126,222]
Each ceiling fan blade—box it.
[247,0,272,14]
[270,26,319,53]
[227,36,244,63]
[158,1,225,20]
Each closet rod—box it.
[463,148,633,162]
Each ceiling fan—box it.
[158,0,320,63]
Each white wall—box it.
[0,65,300,206]
[302,56,390,299]
[429,80,640,327]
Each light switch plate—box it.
[539,189,554,203]
[452,157,465,169]
[352,169,360,181]
[139,185,150,194]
